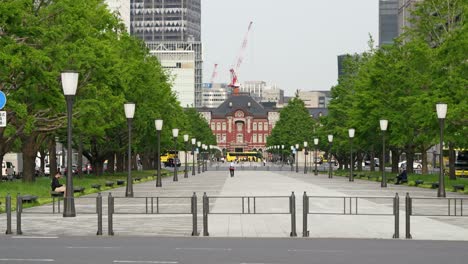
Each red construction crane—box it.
[229,21,253,95]
[210,63,218,87]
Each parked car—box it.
[82,164,93,174]
[164,158,181,168]
[64,165,78,175]
[398,160,422,169]
[364,158,380,167]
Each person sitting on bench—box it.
[395,169,407,185]
[51,172,66,196]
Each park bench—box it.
[386,178,395,183]
[91,184,101,190]
[105,181,114,187]
[74,186,85,194]
[21,195,38,203]
[415,180,424,186]
[431,182,439,189]
[453,185,465,192]
[117,180,125,185]
[50,191,64,198]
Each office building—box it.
[202,83,230,108]
[398,0,422,35]
[379,0,399,45]
[297,90,331,108]
[130,0,203,106]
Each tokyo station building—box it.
[198,94,280,153]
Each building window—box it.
[237,134,243,143]
[237,122,243,131]
[253,122,257,131]
[258,122,263,131]
[264,134,268,142]
[222,122,226,131]
[222,134,226,142]
[217,123,221,131]
[264,122,268,131]
[258,134,263,143]
[253,134,257,143]
[211,123,215,130]
[217,134,221,142]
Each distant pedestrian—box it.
[229,161,236,177]
[395,169,407,185]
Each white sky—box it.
[201,0,379,96]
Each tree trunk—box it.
[391,148,400,173]
[49,138,57,178]
[107,153,115,174]
[370,150,376,172]
[407,148,415,174]
[421,150,428,174]
[21,134,40,182]
[116,152,124,173]
[77,135,83,177]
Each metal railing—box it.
[405,193,468,239]
[202,192,297,237]
[13,193,103,235]
[107,192,198,236]
[302,192,399,238]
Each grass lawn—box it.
[334,169,468,194]
[0,169,172,213]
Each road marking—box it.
[12,236,58,239]
[175,247,232,251]
[67,246,120,249]
[113,261,178,264]
[288,249,345,253]
[0,259,54,262]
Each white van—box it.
[2,161,15,180]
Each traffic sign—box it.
[0,111,6,127]
[0,91,6,109]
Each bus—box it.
[226,152,262,162]
[160,151,178,163]
[455,150,468,177]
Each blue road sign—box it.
[0,91,6,110]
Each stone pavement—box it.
[1,163,467,240]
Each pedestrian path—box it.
[1,167,467,240]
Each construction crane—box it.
[210,63,218,87]
[229,21,253,95]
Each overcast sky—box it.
[201,0,379,96]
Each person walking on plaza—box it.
[229,161,236,177]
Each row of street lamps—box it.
[61,71,449,217]
[269,103,447,198]
[61,71,212,217]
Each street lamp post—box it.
[197,141,201,174]
[295,144,299,173]
[172,128,179,182]
[184,134,189,178]
[304,141,308,174]
[155,120,163,187]
[436,103,447,197]
[191,138,196,176]
[314,138,319,176]
[290,146,294,171]
[349,128,355,182]
[328,134,333,178]
[61,71,78,217]
[380,120,388,188]
[201,144,205,172]
[124,103,135,197]
[281,145,285,167]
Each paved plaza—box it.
[1,163,467,240]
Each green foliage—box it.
[268,98,316,151]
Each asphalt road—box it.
[0,236,467,264]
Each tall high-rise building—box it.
[379,0,399,45]
[398,0,422,36]
[130,0,203,107]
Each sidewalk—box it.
[1,166,467,240]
